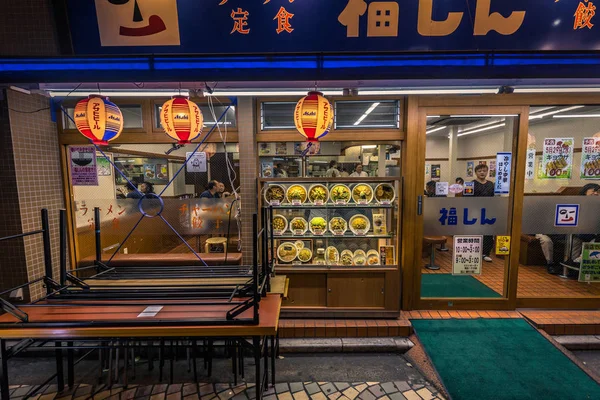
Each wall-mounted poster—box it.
[70,146,98,186]
[259,143,274,156]
[294,142,321,155]
[186,152,207,173]
[489,160,497,178]
[431,164,441,181]
[494,152,512,195]
[541,138,574,179]
[478,161,487,166]
[580,137,600,180]
[525,148,536,180]
[466,161,474,178]
[425,164,431,176]
[143,164,156,180]
[96,153,112,176]
[275,142,288,155]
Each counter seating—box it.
[78,252,242,267]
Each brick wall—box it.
[0,0,60,56]
[237,97,258,265]
[0,90,28,296]
[7,90,65,299]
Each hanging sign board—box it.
[541,138,574,179]
[579,242,600,283]
[580,137,600,180]
[70,146,98,186]
[525,148,536,180]
[452,235,483,275]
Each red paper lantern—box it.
[74,96,123,145]
[160,96,204,144]
[294,91,334,142]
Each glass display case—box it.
[261,178,400,271]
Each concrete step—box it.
[279,337,414,354]
[553,335,600,350]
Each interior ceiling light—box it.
[449,114,517,118]
[362,145,377,149]
[426,115,441,118]
[529,105,585,120]
[459,118,506,133]
[426,126,447,135]
[553,114,600,118]
[354,102,380,126]
[457,123,505,137]
[48,89,190,97]
[514,87,600,93]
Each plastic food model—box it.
[375,184,395,202]
[329,217,347,234]
[340,250,354,266]
[277,243,297,262]
[290,217,308,234]
[352,184,373,203]
[326,246,339,264]
[309,185,328,203]
[350,215,370,235]
[330,185,351,202]
[310,217,327,234]
[298,248,312,263]
[272,215,287,232]
[265,185,285,203]
[287,185,307,203]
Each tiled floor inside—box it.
[6,381,444,400]
[421,243,600,298]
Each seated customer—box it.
[534,234,560,274]
[200,180,219,199]
[572,183,600,263]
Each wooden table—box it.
[0,295,281,400]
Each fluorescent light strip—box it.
[457,123,505,137]
[460,118,506,133]
[48,90,190,98]
[207,90,343,96]
[362,145,377,149]
[427,115,441,118]
[426,126,446,135]
[354,102,380,126]
[553,114,600,118]
[529,105,585,119]
[359,88,497,95]
[449,114,517,117]
[514,87,600,93]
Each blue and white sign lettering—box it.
[494,152,512,195]
[555,204,580,227]
[424,197,508,235]
[66,1,600,55]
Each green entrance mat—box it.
[411,319,600,400]
[421,274,501,298]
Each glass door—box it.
[416,107,524,306]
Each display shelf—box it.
[268,204,394,209]
[274,233,394,239]
[274,266,398,273]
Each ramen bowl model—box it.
[329,217,348,236]
[264,184,286,205]
[374,183,396,204]
[286,185,308,204]
[352,183,373,204]
[289,217,308,235]
[308,184,329,205]
[340,249,354,266]
[349,214,370,235]
[277,242,298,263]
[309,217,327,235]
[272,215,288,235]
[330,184,351,204]
[297,247,313,263]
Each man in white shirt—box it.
[350,163,368,177]
[325,160,341,177]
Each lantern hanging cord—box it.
[8,83,83,114]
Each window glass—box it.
[261,102,297,130]
[335,100,399,129]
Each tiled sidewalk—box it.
[7,381,444,400]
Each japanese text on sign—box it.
[525,148,536,180]
[579,242,600,282]
[453,236,483,275]
[439,208,496,226]
[541,138,574,179]
[496,236,511,256]
[70,146,98,186]
[494,152,512,194]
[580,137,600,179]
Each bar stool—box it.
[423,236,447,270]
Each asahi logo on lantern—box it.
[94,0,181,47]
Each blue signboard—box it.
[67,1,600,55]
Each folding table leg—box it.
[1,339,9,400]
[263,336,269,388]
[191,340,198,383]
[123,341,129,387]
[232,341,238,386]
[67,341,74,388]
[253,336,261,400]
[55,342,64,391]
[169,341,174,384]
[270,335,275,387]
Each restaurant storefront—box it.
[1,0,599,312]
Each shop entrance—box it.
[413,106,528,310]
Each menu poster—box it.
[489,160,497,178]
[494,152,512,195]
[259,143,274,156]
[452,235,483,275]
[275,142,288,155]
[466,161,474,178]
[580,137,600,180]
[70,146,98,186]
[96,153,112,176]
[525,149,536,180]
[143,164,156,180]
[579,242,600,282]
[431,164,441,181]
[541,138,574,179]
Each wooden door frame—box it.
[403,93,600,310]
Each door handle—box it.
[417,195,423,215]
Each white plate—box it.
[309,217,327,235]
[297,247,313,263]
[340,250,354,266]
[264,184,286,205]
[329,184,351,204]
[374,183,396,204]
[277,243,298,263]
[289,217,308,235]
[352,183,374,204]
[328,217,348,236]
[349,214,370,235]
[326,246,340,265]
[308,184,329,205]
[272,215,288,235]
